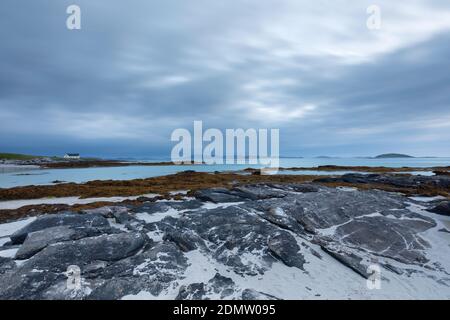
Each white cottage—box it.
[64,153,80,159]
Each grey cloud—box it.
[0,0,449,157]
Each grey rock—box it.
[82,206,128,219]
[98,242,187,284]
[0,267,63,299]
[0,257,10,265]
[163,230,204,252]
[167,200,204,211]
[88,278,141,300]
[315,173,450,190]
[209,273,234,293]
[0,178,447,300]
[176,273,237,300]
[241,289,280,300]
[23,232,148,273]
[321,246,370,279]
[243,187,408,233]
[267,232,304,269]
[131,202,173,214]
[83,261,108,278]
[382,263,404,275]
[428,201,450,216]
[0,232,148,299]
[232,185,288,200]
[85,206,137,224]
[176,283,206,300]
[89,243,187,299]
[10,212,109,244]
[194,185,288,203]
[15,225,114,260]
[0,257,15,275]
[243,201,306,234]
[155,206,276,276]
[194,188,245,203]
[335,215,433,265]
[288,184,320,193]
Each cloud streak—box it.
[0,0,449,157]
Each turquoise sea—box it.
[0,157,449,188]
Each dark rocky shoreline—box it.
[1,171,449,224]
[0,173,449,299]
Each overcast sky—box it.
[1,0,449,158]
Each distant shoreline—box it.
[2,158,450,174]
[29,162,450,173]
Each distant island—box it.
[374,153,414,159]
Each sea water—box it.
[0,157,449,188]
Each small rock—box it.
[428,201,450,216]
[241,289,280,300]
[194,188,244,203]
[267,232,305,269]
[163,231,203,252]
[321,246,369,279]
[176,283,206,300]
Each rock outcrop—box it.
[314,173,450,190]
[0,178,449,299]
[428,201,450,216]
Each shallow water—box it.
[0,157,449,188]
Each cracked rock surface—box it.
[0,178,449,299]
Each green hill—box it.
[0,152,44,160]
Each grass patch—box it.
[0,152,44,160]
